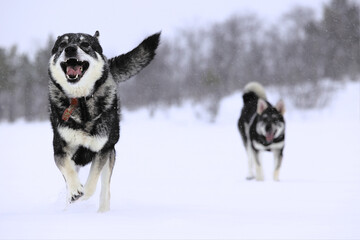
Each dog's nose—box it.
[265,124,272,132]
[65,45,77,56]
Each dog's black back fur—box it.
[238,91,259,146]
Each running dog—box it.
[48,31,160,212]
[238,82,285,181]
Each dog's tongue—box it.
[66,65,82,77]
[266,132,274,142]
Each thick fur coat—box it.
[48,31,160,212]
[238,82,286,181]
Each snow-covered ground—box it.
[0,81,359,239]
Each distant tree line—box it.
[0,0,359,122]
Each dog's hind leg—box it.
[55,155,84,203]
[98,149,115,213]
[82,152,109,200]
[273,150,283,181]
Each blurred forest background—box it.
[0,0,359,122]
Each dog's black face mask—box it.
[49,31,108,98]
[51,32,104,83]
[258,108,285,143]
[52,31,103,58]
[256,99,286,144]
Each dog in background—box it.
[238,82,285,181]
[48,31,160,212]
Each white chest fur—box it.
[252,140,285,151]
[58,126,108,152]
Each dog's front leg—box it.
[253,150,264,181]
[55,154,84,203]
[273,150,283,181]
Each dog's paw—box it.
[273,176,280,182]
[68,185,84,203]
[81,192,93,201]
[81,182,97,201]
[273,170,280,182]
[70,190,84,202]
[256,176,264,181]
[246,176,255,180]
[97,205,110,213]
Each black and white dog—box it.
[48,31,160,212]
[238,82,285,181]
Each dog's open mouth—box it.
[266,132,275,143]
[60,58,89,83]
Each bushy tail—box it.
[108,32,161,83]
[242,82,267,104]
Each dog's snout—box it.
[265,123,272,132]
[65,45,77,56]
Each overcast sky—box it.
[0,0,331,57]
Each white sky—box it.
[0,0,330,57]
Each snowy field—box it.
[0,81,359,239]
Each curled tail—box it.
[108,32,161,83]
[242,82,267,104]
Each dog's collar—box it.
[62,98,78,121]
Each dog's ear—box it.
[257,99,268,115]
[276,99,285,115]
[51,36,62,54]
[94,31,100,39]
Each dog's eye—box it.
[80,42,90,48]
[273,117,280,123]
[59,41,67,48]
